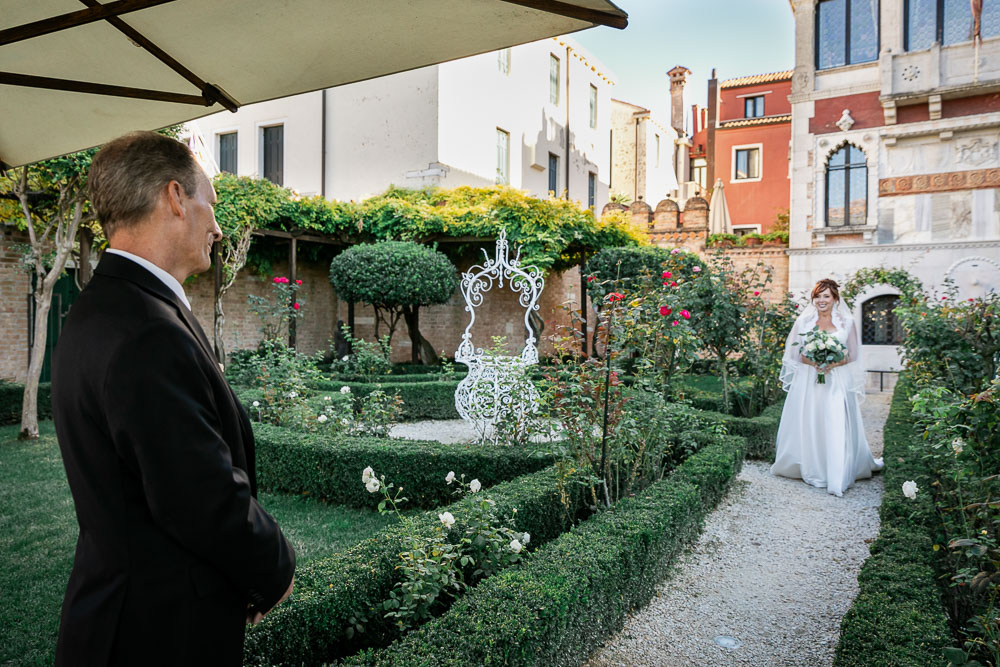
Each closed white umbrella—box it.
[709,177,731,235]
[1,0,627,167]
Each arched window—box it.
[862,295,904,345]
[826,144,867,227]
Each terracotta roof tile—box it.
[718,114,792,128]
[719,70,794,88]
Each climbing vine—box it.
[841,267,926,308]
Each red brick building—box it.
[690,70,793,235]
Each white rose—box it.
[469,479,481,493]
[288,391,298,399]
[952,438,965,455]
[362,466,374,484]
[252,401,260,408]
[509,539,523,553]
[318,414,328,423]
[324,396,331,401]
[439,511,456,528]
[445,471,456,485]
[340,386,351,395]
[902,480,918,499]
[341,418,350,426]
[365,477,381,493]
[342,355,350,362]
[522,532,530,544]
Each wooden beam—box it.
[77,0,240,112]
[497,0,627,29]
[0,0,176,46]
[0,72,213,106]
[250,228,344,245]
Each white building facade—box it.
[189,36,615,211]
[788,0,1000,371]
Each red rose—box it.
[293,302,301,310]
[587,276,597,283]
[606,292,625,303]
[662,271,672,279]
[754,291,760,296]
[296,279,302,285]
[671,281,678,287]
[659,306,671,316]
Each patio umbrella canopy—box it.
[709,177,731,236]
[1,0,627,167]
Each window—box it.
[862,295,904,344]
[498,48,511,74]
[549,54,560,105]
[744,96,765,118]
[691,157,707,189]
[905,0,998,50]
[655,134,661,167]
[588,172,596,209]
[825,144,867,227]
[589,84,598,128]
[734,147,760,180]
[496,129,510,185]
[817,0,879,69]
[548,153,559,195]
[262,125,283,185]
[218,132,237,174]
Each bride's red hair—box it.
[811,278,841,301]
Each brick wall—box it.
[0,228,30,382]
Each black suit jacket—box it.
[51,253,295,666]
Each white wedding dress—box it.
[770,302,884,497]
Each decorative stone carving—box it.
[901,64,920,82]
[836,109,855,132]
[956,138,998,168]
[454,230,544,444]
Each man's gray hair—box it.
[88,131,202,238]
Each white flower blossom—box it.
[439,511,455,528]
[509,539,523,553]
[522,532,530,544]
[469,479,481,493]
[445,471,456,485]
[902,480,918,499]
[323,396,331,402]
[318,415,328,423]
[365,477,381,493]
[287,391,298,399]
[341,418,350,426]
[952,438,965,455]
[362,466,374,484]
[340,386,351,395]
[342,355,350,362]
[252,401,260,408]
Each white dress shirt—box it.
[105,248,192,311]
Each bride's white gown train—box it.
[770,307,884,497]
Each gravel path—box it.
[587,392,891,667]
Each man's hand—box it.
[247,576,295,626]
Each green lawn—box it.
[0,421,397,666]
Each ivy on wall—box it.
[841,267,926,308]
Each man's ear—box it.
[165,180,186,218]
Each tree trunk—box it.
[402,305,420,364]
[19,288,53,440]
[213,243,225,364]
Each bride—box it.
[771,279,883,496]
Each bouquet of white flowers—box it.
[795,328,847,384]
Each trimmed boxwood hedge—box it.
[253,423,556,509]
[696,400,783,460]
[346,434,748,666]
[243,464,592,666]
[0,382,51,426]
[311,380,461,420]
[833,378,951,666]
[325,373,468,384]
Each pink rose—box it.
[681,310,691,319]
[296,279,302,285]
[663,271,672,279]
[672,320,679,326]
[670,248,681,255]
[692,266,701,273]
[754,291,760,296]
[293,302,301,310]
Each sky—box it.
[573,0,795,132]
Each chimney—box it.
[668,65,691,135]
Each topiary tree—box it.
[329,241,458,363]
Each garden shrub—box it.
[695,400,783,460]
[311,380,460,420]
[834,378,951,666]
[243,465,592,666]
[346,434,748,666]
[0,382,51,426]
[252,423,556,509]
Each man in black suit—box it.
[52,131,295,666]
